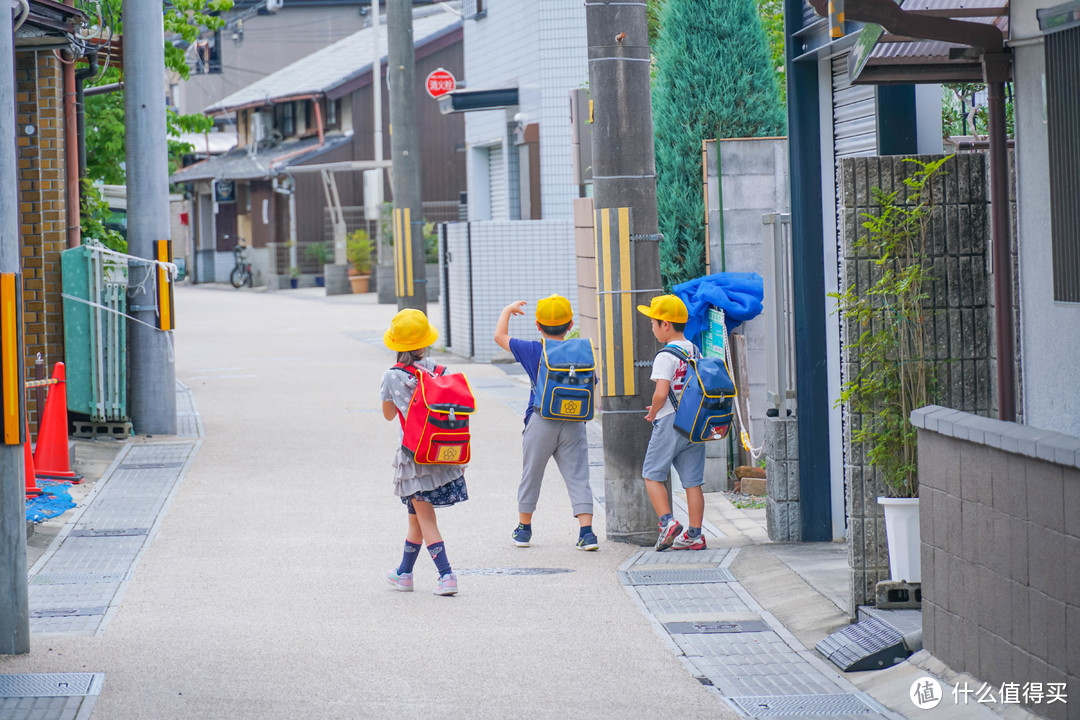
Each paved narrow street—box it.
[1,285,734,719]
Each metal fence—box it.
[318,201,465,270]
[762,213,796,417]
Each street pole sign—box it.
[425,68,456,99]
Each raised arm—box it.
[494,300,527,352]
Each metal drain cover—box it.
[117,462,185,469]
[31,607,108,619]
[70,528,148,538]
[816,615,910,672]
[0,674,101,698]
[664,620,769,634]
[31,572,131,585]
[625,568,735,585]
[728,693,877,716]
[455,567,573,576]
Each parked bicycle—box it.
[230,242,252,288]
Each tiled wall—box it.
[16,51,69,433]
[839,154,993,611]
[912,406,1080,720]
[443,220,577,362]
[462,0,587,222]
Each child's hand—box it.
[644,405,655,423]
[505,300,527,316]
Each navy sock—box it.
[518,523,531,530]
[687,527,701,538]
[579,525,593,538]
[396,540,422,575]
[659,513,673,525]
[428,541,452,577]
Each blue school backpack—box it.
[659,344,736,442]
[534,338,596,421]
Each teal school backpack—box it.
[659,344,736,442]
[534,338,596,421]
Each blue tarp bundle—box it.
[673,272,765,347]
[26,481,76,523]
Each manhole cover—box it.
[728,694,878,716]
[454,568,573,576]
[664,620,769,634]
[625,568,735,585]
[0,673,102,698]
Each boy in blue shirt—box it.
[638,294,707,551]
[494,295,598,551]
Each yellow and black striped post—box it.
[154,240,175,332]
[393,207,415,298]
[594,207,637,398]
[0,273,24,445]
[829,0,845,38]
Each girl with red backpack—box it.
[380,309,470,596]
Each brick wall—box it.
[16,51,69,433]
[913,406,1080,720]
[838,154,993,611]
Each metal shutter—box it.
[833,55,878,158]
[1047,25,1080,302]
[488,144,507,221]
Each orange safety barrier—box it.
[33,362,83,483]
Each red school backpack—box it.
[394,363,476,465]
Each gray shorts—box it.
[642,413,706,488]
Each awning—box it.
[170,133,352,184]
[847,0,1009,84]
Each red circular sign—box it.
[425,68,456,99]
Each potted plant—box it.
[832,157,949,584]
[305,242,329,287]
[288,265,300,289]
[346,229,374,293]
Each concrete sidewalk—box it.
[0,285,1040,719]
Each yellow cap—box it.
[384,309,439,352]
[535,294,573,326]
[637,294,688,323]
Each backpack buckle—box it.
[569,365,577,378]
[449,408,456,421]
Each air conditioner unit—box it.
[249,111,272,144]
[265,0,283,11]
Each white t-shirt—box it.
[650,340,697,419]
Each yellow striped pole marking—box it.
[394,209,404,296]
[618,208,635,396]
[601,209,616,396]
[155,240,174,331]
[592,220,604,394]
[404,207,414,297]
[1,273,21,444]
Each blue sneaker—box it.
[512,523,532,547]
[576,531,599,551]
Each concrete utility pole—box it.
[124,0,177,435]
[1,2,31,654]
[586,1,662,545]
[387,0,426,310]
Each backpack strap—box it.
[656,344,698,409]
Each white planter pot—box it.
[878,497,921,583]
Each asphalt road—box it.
[1,284,737,719]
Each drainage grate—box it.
[31,607,108,619]
[70,528,148,538]
[455,567,573,576]
[117,461,185,470]
[816,616,910,672]
[0,673,100,698]
[728,694,877,716]
[664,620,769,634]
[31,572,131,585]
[625,568,735,585]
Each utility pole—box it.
[586,1,661,545]
[387,0,426,311]
[1,1,31,654]
[124,0,177,435]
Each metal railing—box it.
[322,201,466,269]
[762,213,796,416]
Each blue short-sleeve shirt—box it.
[509,338,542,426]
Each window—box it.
[474,0,486,19]
[193,29,222,74]
[276,102,295,137]
[1045,24,1080,302]
[326,99,339,128]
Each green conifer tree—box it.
[652,0,786,287]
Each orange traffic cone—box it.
[33,362,83,483]
[24,418,41,498]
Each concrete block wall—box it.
[912,406,1080,720]
[839,154,993,611]
[443,220,576,362]
[765,416,801,541]
[16,50,69,434]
